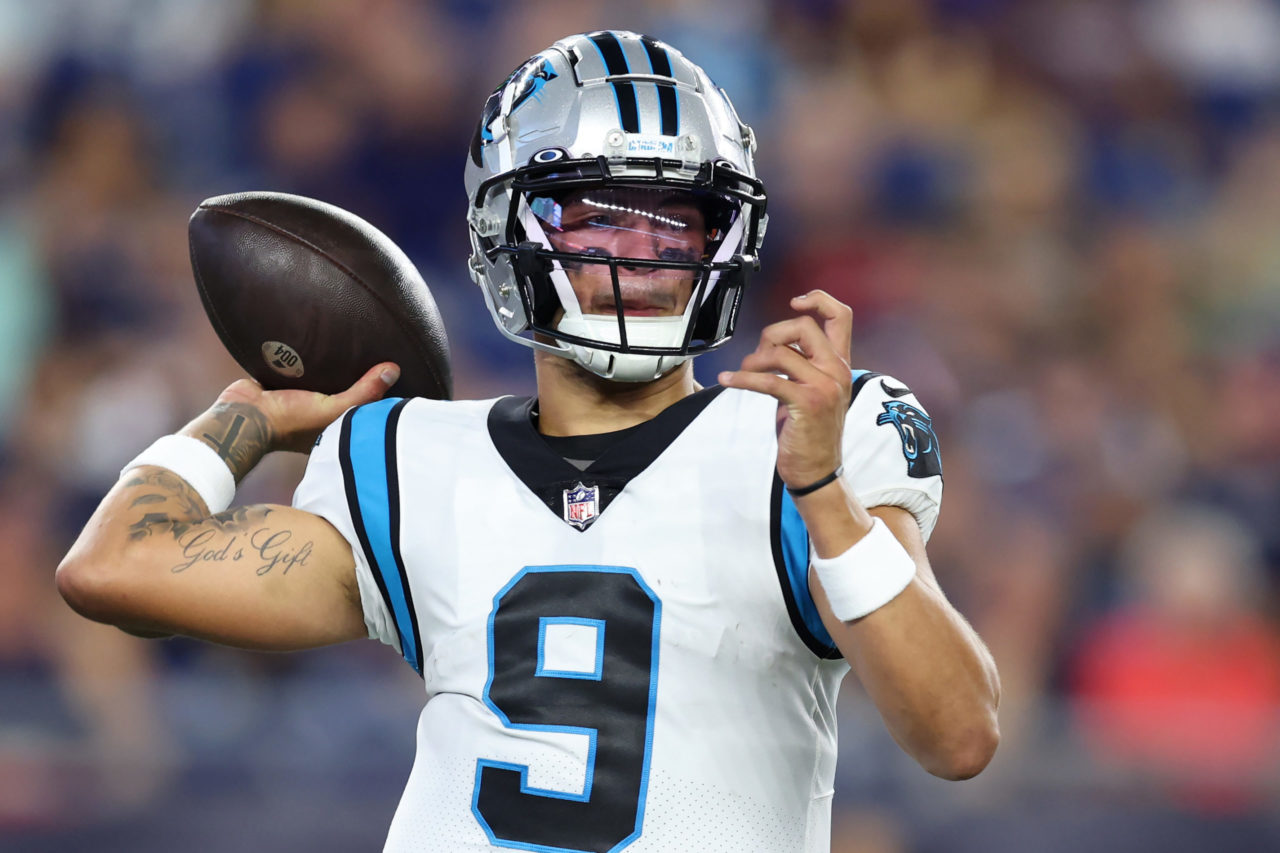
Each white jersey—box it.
[294,371,942,853]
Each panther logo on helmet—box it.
[470,57,559,168]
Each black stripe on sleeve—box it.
[849,371,883,408]
[383,398,423,677]
[339,408,396,635]
[769,473,842,660]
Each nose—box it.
[609,219,662,269]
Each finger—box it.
[757,317,846,377]
[330,362,401,410]
[790,290,853,364]
[717,368,811,406]
[217,377,266,406]
[739,342,833,388]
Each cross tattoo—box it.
[202,414,246,463]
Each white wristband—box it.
[811,517,916,622]
[121,435,237,514]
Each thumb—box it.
[331,362,401,410]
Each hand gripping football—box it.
[189,191,452,400]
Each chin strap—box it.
[555,314,691,382]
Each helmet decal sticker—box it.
[587,31,640,133]
[640,35,679,135]
[470,56,558,167]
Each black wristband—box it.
[785,465,844,498]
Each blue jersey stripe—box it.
[343,398,421,674]
[779,490,838,651]
[769,473,839,658]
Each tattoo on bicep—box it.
[169,521,315,577]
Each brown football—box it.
[188,191,452,400]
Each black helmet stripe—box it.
[588,31,640,133]
[641,36,679,136]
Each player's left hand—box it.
[718,290,852,491]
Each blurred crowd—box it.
[2,1,1279,851]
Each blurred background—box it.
[1,0,1279,850]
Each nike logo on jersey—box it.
[880,379,912,398]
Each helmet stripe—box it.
[640,36,679,136]
[588,32,640,133]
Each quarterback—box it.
[57,31,999,852]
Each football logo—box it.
[261,341,304,378]
[876,401,942,478]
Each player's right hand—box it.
[180,362,400,472]
[224,361,400,453]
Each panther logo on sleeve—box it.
[876,400,942,478]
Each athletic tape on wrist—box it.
[121,435,236,514]
[811,517,916,622]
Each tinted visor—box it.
[527,185,740,279]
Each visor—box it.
[527,185,739,278]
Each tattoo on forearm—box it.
[121,430,314,578]
[197,403,274,482]
[124,470,206,539]
[129,502,267,540]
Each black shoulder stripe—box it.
[339,408,395,636]
[849,370,883,409]
[769,473,842,660]
[383,398,422,677]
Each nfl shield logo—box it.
[562,482,600,530]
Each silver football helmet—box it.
[464,30,768,382]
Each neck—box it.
[533,352,699,436]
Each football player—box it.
[58,31,999,852]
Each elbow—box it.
[58,552,173,639]
[922,717,1000,781]
[56,555,126,625]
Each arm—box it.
[803,495,1000,780]
[56,363,399,651]
[719,291,999,780]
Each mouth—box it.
[591,287,680,317]
[594,298,677,317]
[616,301,670,316]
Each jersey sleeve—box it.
[292,404,402,655]
[842,371,944,541]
